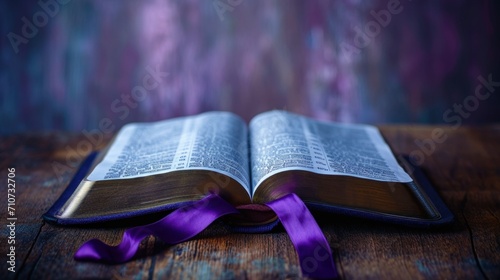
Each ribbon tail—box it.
[266,193,338,279]
[74,193,239,263]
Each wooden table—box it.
[1,125,499,279]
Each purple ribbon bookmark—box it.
[74,193,239,263]
[266,193,338,279]
[75,193,338,279]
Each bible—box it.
[44,110,453,227]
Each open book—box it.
[44,111,453,227]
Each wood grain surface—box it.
[0,126,499,279]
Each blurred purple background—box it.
[1,0,499,135]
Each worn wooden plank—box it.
[379,126,500,192]
[149,230,302,279]
[0,133,112,279]
[0,126,499,279]
[314,191,499,279]
[378,125,500,279]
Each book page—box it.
[249,111,412,194]
[87,112,251,196]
